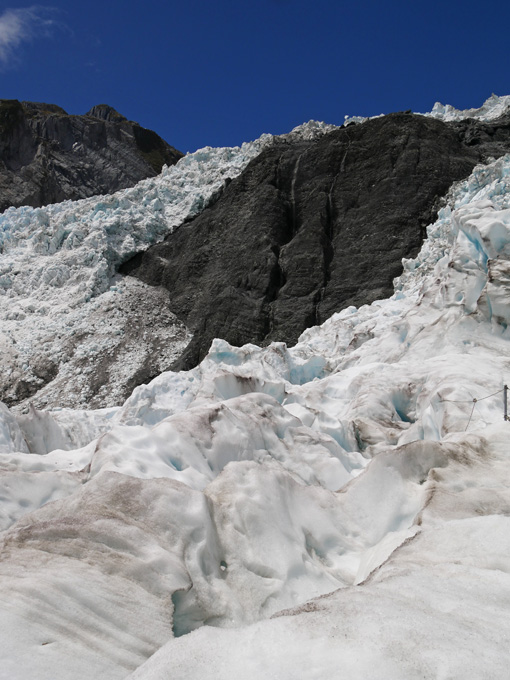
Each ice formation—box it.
[1,99,510,678]
[346,92,510,127]
[426,92,510,122]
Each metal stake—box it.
[504,384,508,421]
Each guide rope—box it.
[439,386,508,431]
[464,400,478,432]
[440,388,504,404]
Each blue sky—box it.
[1,1,509,153]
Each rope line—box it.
[441,388,504,404]
[476,388,505,401]
[439,386,508,429]
[441,398,476,403]
[465,401,477,432]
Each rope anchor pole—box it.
[504,384,509,422]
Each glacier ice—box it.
[426,93,510,122]
[1,102,510,679]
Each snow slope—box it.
[1,99,510,679]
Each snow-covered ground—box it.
[1,98,510,679]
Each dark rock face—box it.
[0,100,183,211]
[122,112,510,371]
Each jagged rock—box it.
[85,104,127,123]
[122,112,510,369]
[0,99,182,211]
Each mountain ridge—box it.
[0,99,183,212]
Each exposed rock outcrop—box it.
[122,111,510,369]
[0,100,182,211]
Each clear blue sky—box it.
[1,0,509,153]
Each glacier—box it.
[1,96,510,678]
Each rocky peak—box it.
[0,99,183,212]
[86,104,128,123]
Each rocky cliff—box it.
[0,100,182,211]
[122,111,510,369]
